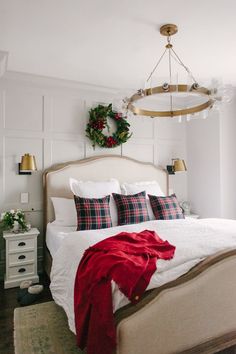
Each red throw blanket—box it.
[74,230,175,354]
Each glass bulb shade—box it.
[208,79,234,104]
[20,153,37,172]
[174,159,187,172]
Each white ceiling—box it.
[0,0,236,89]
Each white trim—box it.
[0,51,8,78]
[2,71,120,93]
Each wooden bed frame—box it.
[43,155,236,354]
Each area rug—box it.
[14,301,85,354]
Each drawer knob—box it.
[18,268,26,273]
[18,255,26,260]
[18,242,26,247]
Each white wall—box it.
[186,112,221,217]
[219,92,236,218]
[186,90,236,218]
[0,71,187,277]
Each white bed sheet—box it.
[50,218,236,334]
[46,223,76,258]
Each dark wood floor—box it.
[0,273,52,354]
[0,274,236,354]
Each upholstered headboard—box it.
[43,155,168,227]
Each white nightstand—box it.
[185,213,199,219]
[3,228,40,289]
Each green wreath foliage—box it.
[86,104,132,148]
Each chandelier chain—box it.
[146,48,167,83]
[168,45,173,113]
[170,47,197,84]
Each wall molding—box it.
[3,71,120,94]
[0,72,187,278]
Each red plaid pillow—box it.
[112,191,149,226]
[148,194,184,220]
[74,195,112,231]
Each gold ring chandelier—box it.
[126,24,216,118]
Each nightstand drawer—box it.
[8,263,35,279]
[9,251,35,265]
[3,228,39,288]
[9,238,34,252]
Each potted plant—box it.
[0,209,28,233]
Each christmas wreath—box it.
[86,104,132,148]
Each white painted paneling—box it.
[4,136,43,207]
[85,142,122,158]
[51,139,85,164]
[0,72,187,278]
[5,90,43,131]
[156,139,187,201]
[51,96,86,134]
[155,118,186,140]
[122,141,154,163]
[127,116,154,139]
[156,140,186,167]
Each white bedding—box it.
[50,218,236,334]
[46,223,76,257]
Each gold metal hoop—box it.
[128,85,214,118]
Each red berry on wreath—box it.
[114,113,122,120]
[106,136,117,147]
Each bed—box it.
[43,155,236,354]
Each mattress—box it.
[46,223,76,257]
[50,217,236,333]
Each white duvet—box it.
[50,218,236,333]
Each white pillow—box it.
[121,181,165,220]
[51,197,77,226]
[121,181,164,196]
[69,178,121,226]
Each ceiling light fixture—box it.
[123,24,230,120]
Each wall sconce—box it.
[19,154,37,175]
[166,159,187,175]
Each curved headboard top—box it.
[43,155,168,226]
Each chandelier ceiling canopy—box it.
[122,24,231,120]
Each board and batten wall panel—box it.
[0,72,187,278]
[50,96,86,134]
[5,90,43,131]
[155,118,187,201]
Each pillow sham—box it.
[121,180,164,196]
[148,194,184,220]
[112,191,149,226]
[51,197,77,226]
[70,178,121,197]
[69,178,120,226]
[121,181,165,220]
[74,195,112,231]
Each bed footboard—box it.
[115,250,236,354]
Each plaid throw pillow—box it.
[148,194,184,220]
[112,191,149,226]
[74,195,112,231]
